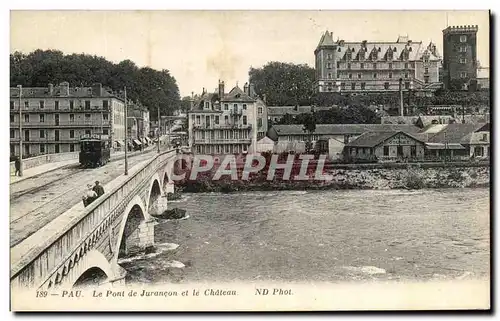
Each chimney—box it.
[202,87,206,95]
[218,80,225,98]
[243,82,249,95]
[60,82,70,96]
[249,83,256,97]
[92,83,103,96]
[48,83,54,95]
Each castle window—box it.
[348,73,352,79]
[328,73,332,79]
[360,82,366,90]
[388,63,392,69]
[327,63,332,69]
[347,63,351,69]
[460,58,467,64]
[459,46,467,52]
[360,63,364,69]
[424,67,429,74]
[460,72,467,78]
[404,63,409,69]
[460,35,467,43]
[373,73,377,79]
[373,63,377,69]
[337,62,340,68]
[389,72,393,78]
[340,83,346,90]
[351,83,356,90]
[404,73,409,78]
[357,73,362,79]
[384,82,390,90]
[338,48,341,52]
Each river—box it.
[120,188,490,284]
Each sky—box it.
[10,10,490,97]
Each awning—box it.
[425,143,466,150]
[140,138,147,144]
[115,140,124,146]
[133,139,142,145]
[146,137,152,143]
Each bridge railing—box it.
[10,152,79,175]
[11,148,177,290]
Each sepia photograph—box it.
[7,9,491,311]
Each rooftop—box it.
[271,124,423,136]
[316,30,441,61]
[346,131,424,148]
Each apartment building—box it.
[187,80,268,154]
[314,31,442,93]
[10,82,126,157]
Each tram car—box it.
[79,135,111,168]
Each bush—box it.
[402,167,426,189]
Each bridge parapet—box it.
[10,152,79,175]
[11,149,179,291]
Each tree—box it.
[302,113,317,152]
[249,62,315,106]
[10,50,181,119]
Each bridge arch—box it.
[58,249,114,289]
[161,161,176,195]
[113,195,150,263]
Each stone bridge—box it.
[10,148,189,291]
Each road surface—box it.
[10,149,158,247]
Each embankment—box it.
[176,164,490,192]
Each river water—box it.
[121,188,490,284]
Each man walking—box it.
[82,184,97,207]
[14,157,21,176]
[93,181,105,198]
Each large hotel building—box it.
[10,82,126,157]
[314,31,442,93]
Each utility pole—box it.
[124,86,128,175]
[399,78,404,116]
[18,85,23,176]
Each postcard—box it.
[9,10,490,311]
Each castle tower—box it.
[314,30,338,93]
[442,25,478,90]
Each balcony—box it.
[193,124,252,130]
[193,138,252,144]
[10,121,112,128]
[230,110,243,116]
[10,106,110,113]
[10,137,81,143]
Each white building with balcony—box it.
[188,80,266,154]
[10,82,125,157]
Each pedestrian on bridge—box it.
[93,181,105,198]
[83,184,98,207]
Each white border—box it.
[1,1,497,320]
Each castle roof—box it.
[315,31,441,61]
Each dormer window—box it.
[205,101,210,109]
[235,94,241,98]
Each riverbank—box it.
[176,165,490,192]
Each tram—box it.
[79,135,111,168]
